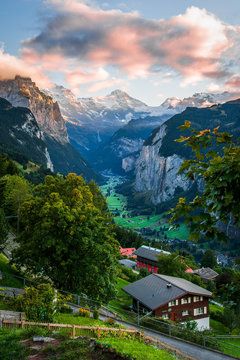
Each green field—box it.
[101,175,189,240]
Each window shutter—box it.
[200,296,203,301]
[188,297,191,303]
[194,309,197,316]
[168,302,171,307]
[176,299,178,305]
[204,307,207,314]
[181,299,184,305]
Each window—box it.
[193,296,200,302]
[168,300,178,306]
[194,307,204,315]
[200,296,203,301]
[162,313,169,319]
[181,298,188,305]
[182,310,189,316]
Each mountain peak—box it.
[109,89,127,96]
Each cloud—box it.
[22,3,239,88]
[0,47,52,88]
[225,75,240,90]
[87,78,123,92]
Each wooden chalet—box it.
[122,273,212,330]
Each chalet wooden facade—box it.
[134,245,170,274]
[122,273,212,330]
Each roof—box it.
[193,267,219,280]
[119,259,137,269]
[120,247,136,258]
[133,245,170,262]
[122,273,212,310]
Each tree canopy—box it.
[168,122,240,242]
[12,173,119,302]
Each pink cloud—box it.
[225,75,240,90]
[88,26,154,77]
[66,67,109,87]
[0,48,53,88]
[87,78,123,92]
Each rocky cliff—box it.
[0,97,53,170]
[0,76,101,181]
[0,76,68,144]
[134,99,240,206]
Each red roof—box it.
[120,247,136,258]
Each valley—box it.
[101,173,189,241]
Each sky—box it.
[1,0,240,105]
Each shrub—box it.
[59,304,73,314]
[106,318,115,325]
[93,308,100,320]
[78,308,91,317]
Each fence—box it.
[2,319,139,340]
[2,319,195,360]
[1,271,240,359]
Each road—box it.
[69,304,237,360]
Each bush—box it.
[106,318,115,325]
[59,304,73,314]
[78,308,91,318]
[93,308,100,320]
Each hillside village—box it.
[0,149,240,359]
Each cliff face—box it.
[134,125,190,204]
[0,76,68,144]
[0,97,53,170]
[0,77,101,181]
[134,99,240,206]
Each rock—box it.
[33,335,55,342]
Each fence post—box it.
[97,327,100,339]
[23,278,26,287]
[169,325,171,336]
[73,325,75,338]
[48,323,50,331]
[203,336,206,347]
[77,296,80,306]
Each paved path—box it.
[69,304,237,360]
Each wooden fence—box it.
[2,320,139,340]
[2,320,195,359]
[0,310,25,327]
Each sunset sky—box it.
[1,0,240,105]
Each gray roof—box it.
[119,259,136,269]
[122,273,212,310]
[193,267,219,280]
[133,245,170,262]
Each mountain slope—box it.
[134,100,240,206]
[0,76,101,182]
[89,114,171,174]
[0,97,53,169]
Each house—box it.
[120,247,136,258]
[193,267,219,282]
[122,273,212,330]
[119,259,137,269]
[134,245,170,273]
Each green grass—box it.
[210,319,228,334]
[96,338,175,360]
[109,277,132,313]
[101,175,190,240]
[54,312,123,329]
[0,253,24,288]
[218,338,240,358]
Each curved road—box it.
[69,304,237,360]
